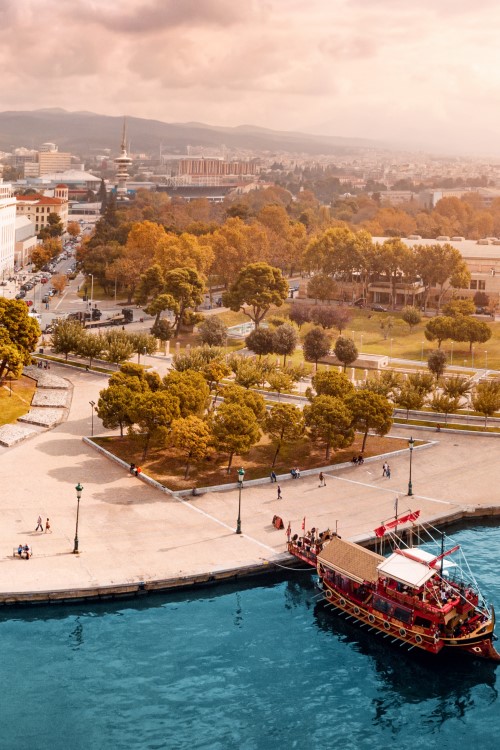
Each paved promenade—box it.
[1,365,499,601]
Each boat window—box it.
[393,606,412,624]
[373,595,391,615]
[414,616,432,629]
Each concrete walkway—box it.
[1,365,499,601]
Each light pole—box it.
[89,274,94,310]
[485,350,488,368]
[390,338,393,361]
[450,340,454,366]
[89,400,95,436]
[8,373,12,397]
[407,436,414,496]
[236,467,245,534]
[421,340,424,361]
[73,482,83,553]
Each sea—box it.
[1,524,499,750]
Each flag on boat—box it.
[301,517,305,530]
[374,510,420,537]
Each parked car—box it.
[370,304,388,312]
[15,291,26,299]
[353,298,366,308]
[42,295,50,304]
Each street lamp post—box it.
[450,340,454,366]
[73,482,84,553]
[236,467,245,534]
[421,341,424,361]
[485,350,488,368]
[89,274,94,310]
[89,400,95,436]
[407,436,414,496]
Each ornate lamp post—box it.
[73,482,83,553]
[236,467,245,534]
[407,436,414,496]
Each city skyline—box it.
[2,0,500,156]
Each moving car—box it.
[370,304,388,312]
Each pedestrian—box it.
[277,485,282,500]
[382,462,388,477]
[35,515,43,532]
[270,470,277,483]
[386,465,391,479]
[129,462,136,475]
[319,472,326,487]
[45,518,51,533]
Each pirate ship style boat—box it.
[287,511,500,661]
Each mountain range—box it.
[0,108,380,157]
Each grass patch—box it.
[393,417,500,433]
[94,432,410,491]
[0,376,37,425]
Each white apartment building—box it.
[0,180,16,277]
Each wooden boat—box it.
[287,512,500,662]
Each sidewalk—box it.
[1,365,499,602]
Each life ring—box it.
[473,646,482,654]
[415,634,423,645]
[384,621,391,631]
[339,598,346,607]
[368,614,375,624]
[326,589,333,600]
[353,606,360,616]
[399,628,407,638]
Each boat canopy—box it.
[318,537,384,584]
[405,547,456,571]
[377,552,436,588]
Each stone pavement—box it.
[1,364,499,600]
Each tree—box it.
[103,331,135,366]
[401,305,422,331]
[442,375,472,403]
[51,274,68,296]
[473,291,489,308]
[211,402,261,472]
[375,238,414,310]
[424,316,454,348]
[77,332,104,368]
[67,221,80,238]
[151,318,174,343]
[303,327,331,368]
[267,371,294,398]
[222,262,288,327]
[346,390,393,451]
[379,316,395,341]
[307,273,337,302]
[364,369,403,398]
[414,243,470,311]
[265,404,305,467]
[198,316,228,347]
[334,337,358,371]
[289,304,312,329]
[233,358,264,390]
[443,299,475,317]
[129,332,157,363]
[396,384,425,420]
[429,393,459,425]
[406,371,435,396]
[453,316,492,352]
[97,384,134,437]
[52,320,85,360]
[222,384,267,422]
[172,345,225,372]
[0,299,40,377]
[0,332,24,380]
[307,370,354,400]
[245,328,275,358]
[304,395,354,460]
[472,381,500,426]
[202,359,231,407]
[427,349,447,381]
[162,369,210,417]
[163,267,205,337]
[170,416,212,479]
[38,212,63,239]
[272,322,298,366]
[129,390,181,460]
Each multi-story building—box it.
[14,216,37,269]
[15,184,69,234]
[38,146,71,176]
[0,180,16,276]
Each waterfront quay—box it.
[1,366,499,606]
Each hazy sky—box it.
[2,0,500,154]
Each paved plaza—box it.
[1,364,499,600]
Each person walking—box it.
[35,515,43,532]
[270,471,277,483]
[382,462,388,477]
[277,485,282,500]
[319,472,326,487]
[45,518,51,533]
[386,465,391,479]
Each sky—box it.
[2,0,500,155]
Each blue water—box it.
[1,526,500,750]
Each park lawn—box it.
[95,432,409,491]
[0,376,37,425]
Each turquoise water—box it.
[1,525,500,750]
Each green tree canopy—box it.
[211,402,261,472]
[129,390,181,460]
[472,381,500,426]
[162,369,210,417]
[303,326,331,367]
[265,403,305,467]
[308,370,354,400]
[303,394,354,459]
[97,384,135,437]
[198,316,228,347]
[346,390,393,451]
[170,416,213,479]
[334,336,358,371]
[427,349,447,381]
[401,305,422,331]
[222,262,288,327]
[245,327,275,358]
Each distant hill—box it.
[0,108,380,157]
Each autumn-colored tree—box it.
[429,393,459,425]
[472,381,500,426]
[222,384,267,422]
[51,274,68,296]
[307,370,354,400]
[0,299,40,376]
[211,402,261,472]
[396,384,425,420]
[52,320,85,360]
[67,221,81,238]
[307,273,337,303]
[162,369,210,417]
